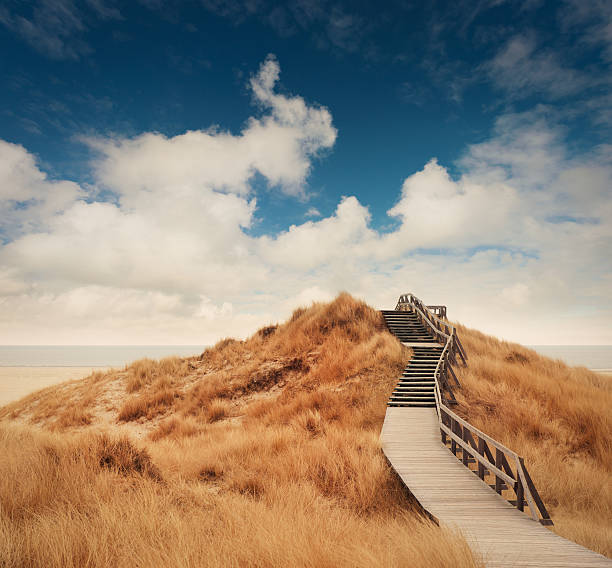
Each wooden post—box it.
[478,437,485,479]
[451,418,457,455]
[440,413,447,444]
[495,449,503,494]
[516,478,525,511]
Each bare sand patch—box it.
[0,367,109,407]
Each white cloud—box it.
[0,63,610,346]
[0,140,83,236]
[258,196,376,270]
[384,158,521,252]
[89,56,336,200]
[304,206,321,218]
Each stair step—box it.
[392,395,434,400]
[387,402,436,407]
[393,334,431,338]
[389,400,436,406]
[393,397,436,402]
[402,375,436,379]
[387,402,436,408]
[393,393,434,399]
[402,374,436,378]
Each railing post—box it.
[441,412,447,443]
[495,449,503,494]
[477,437,485,479]
[461,425,469,466]
[516,478,525,511]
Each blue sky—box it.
[0,0,611,344]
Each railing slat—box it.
[440,404,520,459]
[516,457,542,521]
[439,423,517,487]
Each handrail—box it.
[394,293,553,526]
[396,293,467,365]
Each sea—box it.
[0,345,610,408]
[0,345,205,406]
[0,345,610,370]
[0,345,204,367]
[526,345,612,372]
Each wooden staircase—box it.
[381,307,457,408]
[388,345,441,407]
[381,309,436,343]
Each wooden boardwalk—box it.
[382,407,612,567]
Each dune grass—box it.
[4,294,607,564]
[0,294,482,568]
[454,324,612,557]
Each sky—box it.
[0,0,611,345]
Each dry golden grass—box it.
[0,294,482,567]
[454,324,612,557]
[0,424,479,568]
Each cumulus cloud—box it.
[88,56,335,200]
[1,57,337,300]
[259,196,376,270]
[0,140,83,238]
[0,60,610,345]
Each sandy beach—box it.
[0,367,109,407]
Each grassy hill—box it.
[0,294,479,567]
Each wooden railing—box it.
[395,293,466,405]
[395,293,553,526]
[395,293,467,365]
[427,305,447,319]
